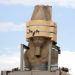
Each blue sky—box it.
[0,0,75,75]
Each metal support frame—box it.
[20,44,24,71]
[48,41,52,71]
[20,44,29,71]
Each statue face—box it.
[24,37,49,70]
[32,37,47,57]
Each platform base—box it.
[8,70,59,75]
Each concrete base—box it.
[8,70,59,75]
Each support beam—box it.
[20,44,24,71]
[48,41,52,71]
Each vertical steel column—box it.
[48,41,52,71]
[20,44,24,71]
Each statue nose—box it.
[35,47,41,57]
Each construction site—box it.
[1,4,70,75]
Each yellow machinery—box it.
[26,20,57,43]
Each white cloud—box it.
[0,22,24,32]
[0,52,20,75]
[55,0,75,8]
[0,0,75,8]
[58,51,75,75]
[0,0,39,5]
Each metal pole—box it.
[20,44,24,71]
[48,41,52,71]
